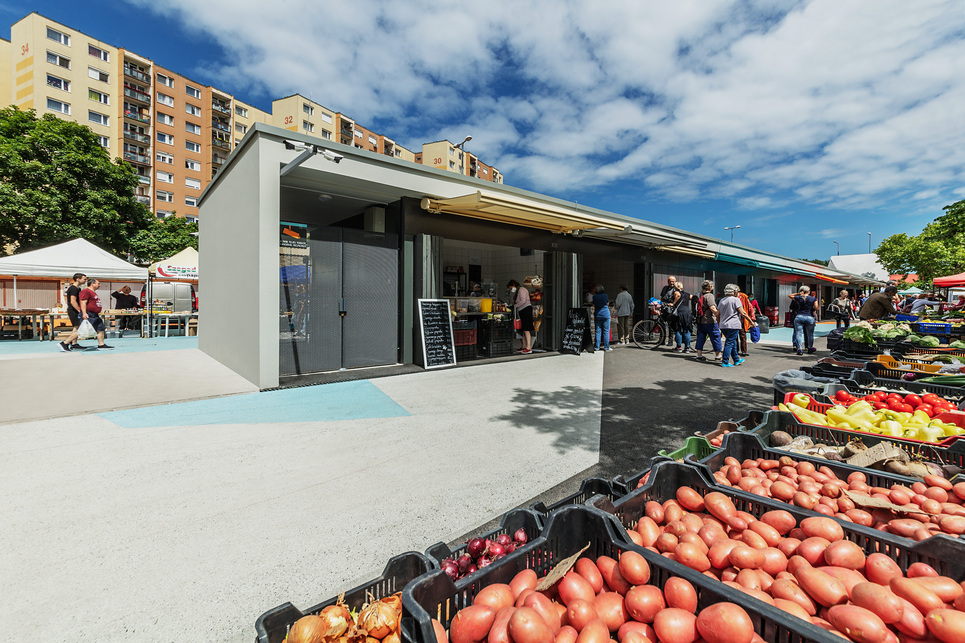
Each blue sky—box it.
[5,0,965,260]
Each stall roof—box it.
[934,272,965,287]
[0,238,146,280]
[150,246,198,279]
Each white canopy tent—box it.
[0,238,146,309]
[149,246,198,281]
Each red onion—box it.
[477,557,492,568]
[467,564,478,574]
[496,533,512,547]
[467,538,486,558]
[456,554,472,572]
[505,543,516,554]
[487,543,506,557]
[494,553,506,561]
[514,528,529,544]
[443,562,459,580]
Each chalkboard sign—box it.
[560,307,593,355]
[418,299,456,369]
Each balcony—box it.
[123,86,151,104]
[124,110,150,125]
[211,154,227,166]
[124,130,151,145]
[136,196,151,205]
[137,174,151,184]
[212,101,231,115]
[212,138,230,150]
[211,120,230,133]
[124,66,151,84]
[340,124,354,134]
[124,151,150,165]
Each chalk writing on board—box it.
[418,299,456,369]
[561,307,591,355]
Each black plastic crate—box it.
[256,552,432,643]
[401,505,851,643]
[751,409,965,468]
[455,344,476,361]
[528,477,629,516]
[478,320,515,344]
[424,508,543,570]
[841,338,889,354]
[591,460,965,577]
[477,339,513,358]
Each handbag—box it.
[783,311,795,328]
[826,303,844,317]
[513,307,522,330]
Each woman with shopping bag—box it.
[507,279,533,354]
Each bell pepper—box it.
[827,407,877,432]
[846,400,873,415]
[916,424,944,443]
[878,420,903,437]
[790,393,813,409]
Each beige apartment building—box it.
[4,13,497,223]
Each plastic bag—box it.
[77,319,96,339]
[750,325,761,343]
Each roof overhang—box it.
[420,191,625,233]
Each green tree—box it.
[801,258,830,266]
[876,200,965,283]
[128,215,198,264]
[0,106,152,255]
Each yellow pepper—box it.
[846,400,874,415]
[827,407,877,432]
[791,393,813,409]
[878,420,903,437]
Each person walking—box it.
[59,272,87,352]
[659,276,677,346]
[592,284,612,352]
[791,286,819,355]
[614,285,634,345]
[735,286,752,356]
[672,282,693,352]
[79,278,114,350]
[718,284,756,367]
[508,280,534,354]
[829,290,852,329]
[693,280,722,362]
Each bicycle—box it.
[631,302,670,348]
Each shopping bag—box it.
[783,312,795,328]
[513,318,522,330]
[77,319,96,339]
[750,325,761,343]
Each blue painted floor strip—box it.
[99,379,410,428]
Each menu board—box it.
[417,299,456,369]
[560,307,592,355]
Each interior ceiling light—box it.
[317,194,333,202]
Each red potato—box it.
[893,597,927,639]
[674,543,711,572]
[845,509,874,527]
[795,566,848,607]
[676,487,705,512]
[434,619,450,643]
[773,597,813,621]
[574,619,609,643]
[634,518,661,549]
[741,529,769,550]
[450,605,497,643]
[953,482,965,501]
[475,584,515,613]
[823,540,866,571]
[663,502,684,524]
[511,570,539,600]
[924,475,953,491]
[575,559,604,594]
[729,546,765,570]
[654,533,678,554]
[596,557,631,596]
[644,501,664,524]
[850,582,904,624]
[891,578,945,616]
[793,492,819,511]
[488,607,517,643]
[664,577,697,613]
[566,600,598,632]
[708,541,740,569]
[925,609,965,643]
[736,569,762,591]
[820,566,866,597]
[554,626,578,643]
[865,554,903,586]
[523,592,561,635]
[626,531,644,547]
[906,563,939,578]
[558,572,596,607]
[617,622,657,643]
[593,592,628,632]
[777,537,802,558]
[800,517,844,542]
[516,589,535,609]
[696,603,755,643]
[623,585,665,624]
[652,608,698,643]
[771,579,818,616]
[703,492,736,522]
[747,521,782,548]
[796,537,831,566]
[618,552,650,586]
[908,576,964,602]
[508,607,554,643]
[760,547,789,576]
[678,532,708,554]
[827,605,891,643]
[621,631,654,643]
[769,481,796,502]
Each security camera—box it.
[321,149,343,164]
[284,139,309,151]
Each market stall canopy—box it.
[150,246,198,280]
[420,191,626,233]
[0,238,146,280]
[934,272,965,287]
[578,224,711,250]
[899,286,924,295]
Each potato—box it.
[451,605,497,643]
[800,517,844,542]
[794,566,848,607]
[696,603,755,643]
[770,431,793,447]
[827,605,891,643]
[926,608,965,643]
[508,607,553,643]
[823,540,866,571]
[850,582,904,624]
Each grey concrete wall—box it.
[199,137,282,389]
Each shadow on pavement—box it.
[493,385,601,455]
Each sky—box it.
[5,0,965,260]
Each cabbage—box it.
[950,340,965,349]
[919,336,941,347]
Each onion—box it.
[505,543,516,554]
[467,564,478,574]
[357,600,399,639]
[488,543,506,557]
[514,528,529,545]
[443,562,459,580]
[288,615,326,643]
[497,533,512,547]
[477,557,493,568]
[494,553,506,561]
[317,603,351,639]
[467,538,486,558]
[457,554,472,572]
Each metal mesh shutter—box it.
[342,229,399,368]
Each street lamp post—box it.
[724,225,741,243]
[454,136,472,150]
[833,241,840,255]
[868,232,872,253]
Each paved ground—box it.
[0,330,830,642]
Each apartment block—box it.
[0,38,11,108]
[232,99,271,148]
[416,141,501,183]
[271,94,336,141]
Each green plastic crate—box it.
[657,435,714,460]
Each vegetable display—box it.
[286,593,402,643]
[831,388,960,415]
[440,530,531,581]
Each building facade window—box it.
[156,171,174,183]
[368,135,377,144]
[156,210,173,218]
[185,159,201,171]
[185,196,198,207]
[303,103,314,115]
[157,112,174,126]
[156,152,173,164]
[89,89,109,104]
[88,45,109,61]
[235,123,247,133]
[302,120,314,132]
[97,136,109,149]
[354,129,363,138]
[46,27,70,46]
[321,130,332,140]
[185,216,198,224]
[185,177,201,190]
[185,85,201,98]
[185,141,201,153]
[88,110,109,126]
[46,74,69,91]
[185,104,201,116]
[235,105,248,117]
[449,160,455,169]
[46,51,70,69]
[157,73,174,87]
[46,98,70,114]
[157,132,174,145]
[320,113,332,124]
[157,92,174,107]
[156,190,174,203]
[185,122,201,134]
[88,66,109,83]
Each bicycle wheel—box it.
[631,319,664,348]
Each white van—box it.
[140,281,197,313]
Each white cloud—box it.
[128,0,965,215]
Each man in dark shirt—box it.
[59,272,86,352]
[659,276,677,346]
[858,286,899,320]
[111,286,141,332]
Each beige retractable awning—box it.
[420,191,626,233]
[658,245,717,259]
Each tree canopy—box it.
[875,199,965,284]
[0,106,152,255]
[128,215,198,264]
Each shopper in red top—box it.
[79,278,114,349]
